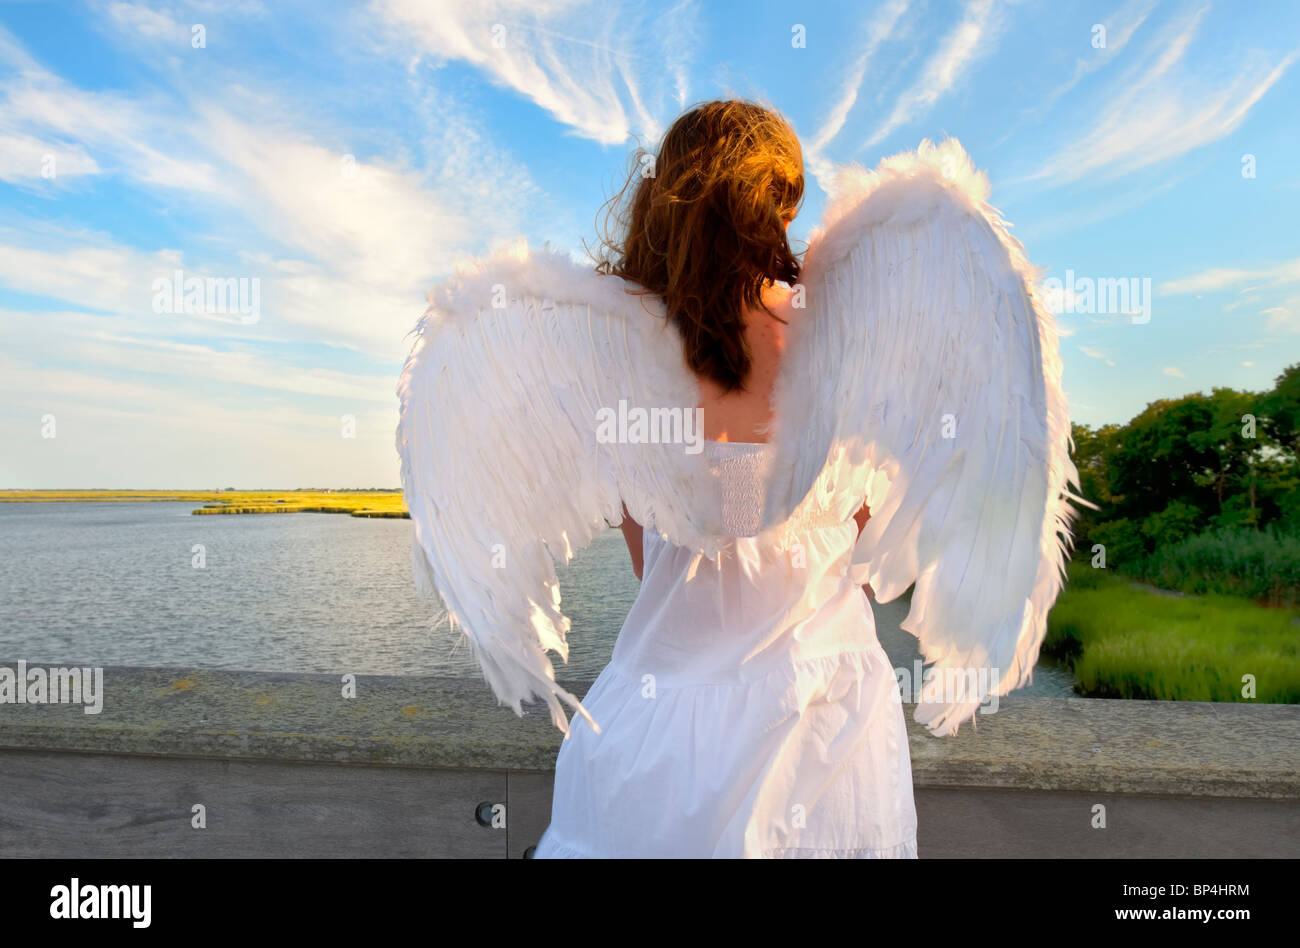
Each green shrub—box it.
[1086,518,1146,569]
[1130,526,1300,606]
[1141,501,1203,548]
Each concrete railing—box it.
[0,663,1296,858]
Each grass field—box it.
[1046,561,1300,703]
[0,490,409,518]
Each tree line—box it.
[1069,362,1299,567]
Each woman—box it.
[396,100,1082,858]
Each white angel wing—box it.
[762,139,1088,737]
[396,243,719,734]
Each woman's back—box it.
[695,283,794,444]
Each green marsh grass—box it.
[1046,561,1300,703]
[1,490,409,518]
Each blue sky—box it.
[1,0,1297,488]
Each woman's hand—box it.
[853,502,874,600]
[619,503,644,580]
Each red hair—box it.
[593,99,804,392]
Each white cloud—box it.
[0,235,180,316]
[0,35,538,354]
[1079,345,1115,367]
[1036,0,1156,111]
[202,111,464,289]
[1162,366,1186,378]
[989,0,1155,151]
[0,44,227,193]
[0,132,99,183]
[0,13,555,486]
[376,0,693,146]
[862,0,999,149]
[805,0,910,188]
[1159,257,1300,295]
[0,312,395,403]
[105,2,191,43]
[0,220,453,358]
[1032,6,1296,182]
[1261,296,1300,334]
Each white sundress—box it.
[533,439,918,859]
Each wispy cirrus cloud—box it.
[804,0,910,187]
[103,0,192,43]
[0,312,396,403]
[375,0,695,146]
[1158,257,1300,295]
[1030,4,1297,182]
[0,29,225,192]
[988,0,1154,150]
[0,132,99,183]
[1037,0,1157,111]
[0,17,538,354]
[861,0,1000,149]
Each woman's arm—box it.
[619,503,644,580]
[853,502,874,601]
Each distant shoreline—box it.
[0,490,409,518]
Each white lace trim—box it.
[705,441,774,538]
[704,441,847,540]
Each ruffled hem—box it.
[760,837,917,859]
[534,832,918,860]
[531,835,589,859]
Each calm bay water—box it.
[0,501,1075,696]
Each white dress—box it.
[534,440,918,858]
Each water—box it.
[0,501,1076,696]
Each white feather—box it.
[398,138,1088,740]
[396,244,722,734]
[762,138,1089,736]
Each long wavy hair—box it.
[591,99,805,392]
